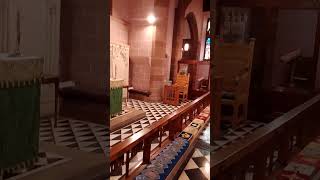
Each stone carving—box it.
[110,43,129,84]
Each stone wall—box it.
[60,0,107,95]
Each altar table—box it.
[0,54,43,170]
[110,79,123,116]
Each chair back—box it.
[213,38,255,92]
[163,85,179,106]
[175,73,190,88]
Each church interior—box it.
[1,0,320,180]
[110,0,211,179]
[212,1,320,180]
[0,0,108,179]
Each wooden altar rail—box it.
[212,93,320,180]
[110,92,210,177]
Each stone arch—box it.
[185,12,199,59]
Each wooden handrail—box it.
[110,92,210,161]
[211,94,320,179]
[110,92,210,177]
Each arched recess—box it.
[185,12,199,59]
[169,0,192,81]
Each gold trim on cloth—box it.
[0,54,44,88]
[110,78,124,89]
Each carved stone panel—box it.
[110,42,130,86]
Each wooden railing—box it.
[211,93,320,180]
[110,92,210,177]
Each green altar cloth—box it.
[0,54,43,170]
[110,79,123,116]
[0,83,41,169]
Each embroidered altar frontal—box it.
[0,54,43,170]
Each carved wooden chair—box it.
[174,73,190,102]
[213,38,255,127]
[163,85,179,106]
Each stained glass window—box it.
[203,18,211,60]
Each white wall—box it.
[273,10,318,86]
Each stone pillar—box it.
[128,0,176,102]
[148,0,170,102]
[60,0,107,94]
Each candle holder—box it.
[9,12,21,57]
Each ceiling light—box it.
[147,14,156,24]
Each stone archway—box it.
[185,12,199,59]
[169,0,192,81]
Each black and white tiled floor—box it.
[110,99,189,147]
[40,117,109,156]
[211,121,265,152]
[1,152,70,180]
[110,100,189,179]
[179,123,211,180]
[179,121,265,180]
[110,131,170,180]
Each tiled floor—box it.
[110,131,170,180]
[3,115,110,179]
[40,117,109,156]
[110,99,189,147]
[212,121,265,153]
[109,99,188,179]
[5,99,186,180]
[179,120,265,180]
[1,152,71,180]
[179,123,211,180]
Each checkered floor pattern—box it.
[179,121,265,180]
[212,121,265,152]
[110,131,170,180]
[110,100,189,179]
[40,117,109,156]
[110,99,189,147]
[1,152,70,180]
[179,123,210,180]
[111,108,131,118]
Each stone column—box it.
[148,0,171,102]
